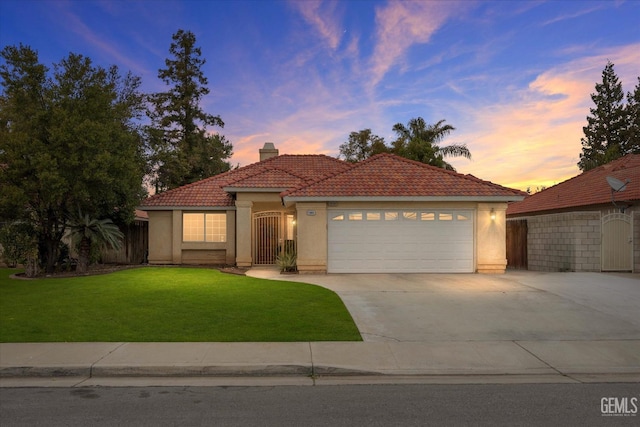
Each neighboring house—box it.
[506,154,640,272]
[140,143,525,274]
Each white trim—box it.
[283,195,524,203]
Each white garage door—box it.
[328,209,474,273]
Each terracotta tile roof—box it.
[141,171,236,208]
[221,154,351,189]
[140,154,351,208]
[282,153,526,199]
[507,154,640,216]
[141,152,526,208]
[224,168,306,189]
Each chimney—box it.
[259,142,279,161]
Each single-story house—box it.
[506,154,640,272]
[140,143,526,274]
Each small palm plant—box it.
[65,211,124,274]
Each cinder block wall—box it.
[526,212,601,272]
[633,210,640,273]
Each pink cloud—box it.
[370,1,463,86]
[449,43,640,191]
[289,0,343,50]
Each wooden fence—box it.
[506,219,528,269]
[102,220,148,264]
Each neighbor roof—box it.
[507,154,640,216]
[282,154,526,202]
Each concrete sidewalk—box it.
[2,340,640,385]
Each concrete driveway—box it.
[248,270,640,342]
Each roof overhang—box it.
[282,195,526,206]
[223,187,289,193]
[139,206,235,211]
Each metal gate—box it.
[602,212,632,271]
[253,211,283,265]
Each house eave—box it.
[223,186,289,193]
[139,206,235,211]
[282,195,526,204]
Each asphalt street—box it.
[2,383,639,426]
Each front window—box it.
[183,213,227,242]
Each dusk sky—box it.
[2,0,639,191]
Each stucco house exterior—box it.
[506,154,640,272]
[140,143,525,274]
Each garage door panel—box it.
[328,209,474,273]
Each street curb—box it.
[0,366,92,378]
[0,365,315,379]
[91,364,313,377]
[4,365,640,380]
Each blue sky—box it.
[1,0,639,190]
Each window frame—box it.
[182,212,227,243]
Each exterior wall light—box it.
[490,208,496,221]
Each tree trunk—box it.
[42,237,59,274]
[76,237,91,274]
[41,208,64,274]
[25,254,40,278]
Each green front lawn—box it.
[0,267,361,342]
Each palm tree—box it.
[66,211,124,274]
[391,118,471,170]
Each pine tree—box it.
[623,77,640,155]
[147,29,232,192]
[578,61,628,171]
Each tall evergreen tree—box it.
[0,45,146,273]
[578,61,628,171]
[623,77,640,155]
[147,29,232,192]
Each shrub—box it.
[276,250,297,273]
[0,221,37,270]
